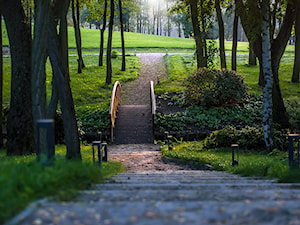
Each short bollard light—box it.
[167,135,173,151]
[231,144,239,167]
[164,131,169,145]
[36,119,55,165]
[92,141,102,166]
[288,134,300,168]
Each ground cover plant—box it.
[0,146,124,224]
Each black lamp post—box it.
[288,134,300,168]
[231,144,239,167]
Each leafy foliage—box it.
[184,68,249,107]
[204,125,289,151]
[155,94,263,134]
[285,96,300,130]
[204,126,265,150]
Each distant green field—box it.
[2,20,294,53]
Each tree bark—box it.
[236,0,293,129]
[72,0,85,73]
[47,0,81,159]
[99,0,107,67]
[292,0,300,83]
[119,0,125,71]
[215,0,226,69]
[32,0,51,153]
[106,0,114,84]
[2,0,35,155]
[0,9,3,148]
[261,1,274,151]
[231,2,238,71]
[189,0,205,68]
[248,41,257,66]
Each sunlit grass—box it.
[162,141,297,182]
[156,53,299,99]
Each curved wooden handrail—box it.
[150,81,156,115]
[109,81,121,130]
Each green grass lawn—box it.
[0,146,124,224]
[156,52,299,99]
[162,141,299,183]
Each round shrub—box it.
[204,126,265,150]
[184,68,248,107]
[204,126,289,151]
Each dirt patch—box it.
[108,144,193,171]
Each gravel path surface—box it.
[121,53,167,105]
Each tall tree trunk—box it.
[72,0,85,73]
[236,0,293,129]
[249,41,257,65]
[47,0,81,159]
[2,0,35,155]
[292,0,300,83]
[106,0,114,84]
[32,0,51,153]
[215,0,226,69]
[99,0,107,67]
[0,9,3,148]
[261,1,274,151]
[190,0,205,68]
[231,2,238,71]
[119,0,125,71]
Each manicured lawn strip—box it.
[161,141,298,183]
[0,145,124,224]
[157,53,299,99]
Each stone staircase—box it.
[11,170,300,225]
[113,105,153,144]
[78,171,300,224]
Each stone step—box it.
[80,187,300,202]
[114,105,154,144]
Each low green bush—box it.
[204,125,289,151]
[155,94,263,138]
[184,68,249,107]
[285,96,300,131]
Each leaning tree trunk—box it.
[106,0,115,84]
[249,41,257,66]
[72,0,85,73]
[32,0,51,153]
[261,1,274,151]
[190,0,205,69]
[47,1,81,159]
[0,9,3,148]
[119,0,126,71]
[215,0,226,69]
[231,3,238,71]
[99,0,108,66]
[2,0,35,155]
[292,0,300,83]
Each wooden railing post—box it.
[150,81,156,140]
[109,81,121,142]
